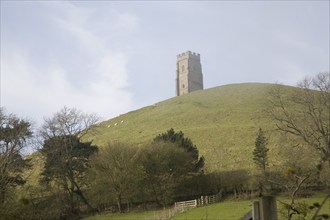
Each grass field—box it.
[170,200,251,220]
[83,200,251,220]
[83,195,330,220]
[84,83,319,173]
[83,210,170,220]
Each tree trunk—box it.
[72,180,94,212]
[0,189,5,204]
[234,187,237,199]
[117,194,122,213]
[69,181,75,214]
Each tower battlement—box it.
[176,51,204,96]
[177,51,200,61]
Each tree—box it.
[154,128,205,172]
[39,107,99,216]
[89,143,142,213]
[253,128,269,172]
[283,168,310,220]
[268,72,330,219]
[0,108,32,204]
[41,135,98,213]
[141,142,196,206]
[252,128,269,197]
[269,72,330,166]
[141,128,205,206]
[40,106,99,139]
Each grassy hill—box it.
[85,83,318,173]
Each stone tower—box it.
[176,51,204,96]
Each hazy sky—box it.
[1,1,329,126]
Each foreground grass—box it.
[83,209,171,220]
[172,195,330,220]
[84,194,329,220]
[82,200,253,220]
[170,200,251,220]
[83,201,251,220]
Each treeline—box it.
[1,106,328,220]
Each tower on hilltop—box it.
[176,51,204,96]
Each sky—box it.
[1,1,329,127]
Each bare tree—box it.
[40,106,99,139]
[268,72,330,166]
[89,142,142,213]
[268,72,330,219]
[271,168,310,220]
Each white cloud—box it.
[1,46,133,125]
[93,54,129,89]
[1,2,137,125]
[113,11,140,32]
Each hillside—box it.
[86,83,318,173]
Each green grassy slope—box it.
[86,83,317,173]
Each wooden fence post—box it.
[252,200,260,220]
[260,196,277,220]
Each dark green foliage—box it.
[0,108,32,204]
[154,128,204,172]
[40,135,98,215]
[137,129,205,206]
[253,128,269,171]
[252,128,269,197]
[36,107,100,218]
[140,142,195,206]
[321,214,329,219]
[41,135,98,183]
